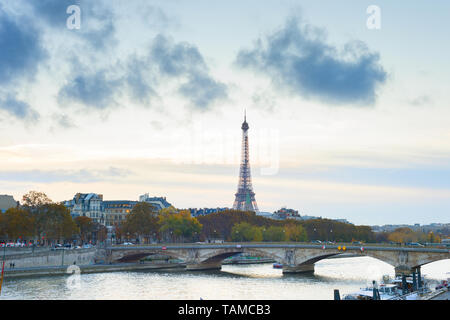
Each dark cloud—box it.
[236,17,387,106]
[150,35,228,109]
[58,70,123,110]
[178,74,228,109]
[0,94,39,121]
[27,0,76,27]
[0,9,47,85]
[151,34,207,76]
[124,56,158,105]
[59,34,227,110]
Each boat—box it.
[273,263,283,269]
[343,274,430,300]
[222,253,274,265]
[343,282,400,300]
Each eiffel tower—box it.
[233,111,259,212]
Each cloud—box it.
[0,94,39,121]
[0,8,47,85]
[58,70,123,110]
[236,17,387,106]
[59,34,227,110]
[28,0,116,50]
[150,34,228,109]
[0,7,45,121]
[178,74,228,109]
[0,167,132,183]
[408,95,433,107]
[124,55,158,105]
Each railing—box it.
[108,242,450,253]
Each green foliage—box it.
[262,226,286,242]
[231,222,263,242]
[159,210,202,242]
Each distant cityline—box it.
[0,194,448,234]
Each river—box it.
[1,257,448,300]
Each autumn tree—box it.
[285,223,308,242]
[74,216,94,243]
[35,203,79,244]
[121,202,159,244]
[22,191,52,210]
[0,208,35,242]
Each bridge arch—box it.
[199,248,284,265]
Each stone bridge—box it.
[100,243,450,275]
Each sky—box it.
[0,0,449,225]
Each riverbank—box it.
[1,262,185,279]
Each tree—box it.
[0,208,35,242]
[231,222,263,242]
[74,216,94,243]
[285,224,308,242]
[262,226,286,242]
[36,203,78,244]
[387,228,420,244]
[159,210,202,243]
[22,191,52,209]
[121,202,159,244]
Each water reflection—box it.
[1,257,448,300]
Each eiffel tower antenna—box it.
[233,110,259,212]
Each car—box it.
[311,240,322,244]
[83,244,94,248]
[123,242,133,246]
[406,242,424,247]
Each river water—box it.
[1,257,448,300]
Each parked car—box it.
[311,240,322,244]
[83,244,94,249]
[406,242,424,247]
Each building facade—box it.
[64,193,105,223]
[103,200,138,227]
[272,208,302,220]
[64,193,172,226]
[189,207,228,217]
[139,193,172,211]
